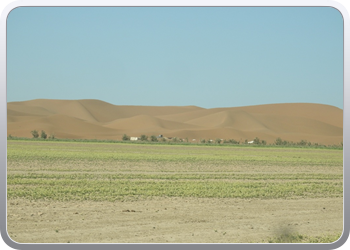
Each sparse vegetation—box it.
[263,232,342,243]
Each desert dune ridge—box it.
[7,99,343,145]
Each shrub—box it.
[31,130,39,138]
[48,134,55,139]
[172,137,179,142]
[215,138,222,144]
[200,139,206,143]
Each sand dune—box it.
[7,99,343,145]
[105,114,200,131]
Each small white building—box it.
[130,137,140,141]
[248,140,254,144]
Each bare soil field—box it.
[7,197,343,243]
[7,141,343,243]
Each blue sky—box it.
[7,7,343,109]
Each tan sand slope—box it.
[7,99,343,145]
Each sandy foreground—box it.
[7,197,343,243]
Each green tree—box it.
[228,139,239,144]
[31,130,39,138]
[122,134,130,141]
[275,137,283,145]
[150,135,158,142]
[140,135,148,141]
[253,137,260,144]
[41,130,47,139]
[298,140,308,146]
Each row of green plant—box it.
[7,176,343,201]
[7,172,342,181]
[7,140,343,201]
[7,143,343,166]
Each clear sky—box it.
[7,7,343,109]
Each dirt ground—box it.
[6,197,343,243]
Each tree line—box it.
[6,132,342,148]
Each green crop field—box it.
[7,140,343,201]
[6,140,344,243]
